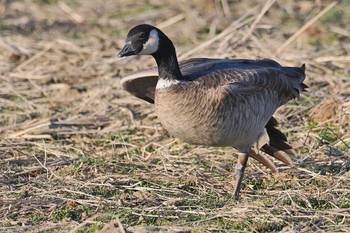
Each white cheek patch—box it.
[156,78,180,89]
[139,29,159,55]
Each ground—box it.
[1,0,350,232]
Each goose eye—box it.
[139,32,146,39]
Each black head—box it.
[119,24,161,57]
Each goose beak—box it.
[118,43,135,57]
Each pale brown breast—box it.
[155,83,225,145]
[154,80,279,150]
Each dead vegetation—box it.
[0,0,350,232]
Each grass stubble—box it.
[0,0,350,232]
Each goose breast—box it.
[155,70,282,149]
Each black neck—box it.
[152,37,184,81]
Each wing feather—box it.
[120,58,306,103]
[120,67,158,103]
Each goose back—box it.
[121,58,306,104]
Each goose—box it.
[118,24,307,199]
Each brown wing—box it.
[120,67,158,103]
[120,58,306,104]
[120,58,232,103]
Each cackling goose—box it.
[118,24,307,199]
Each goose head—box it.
[118,24,164,57]
[119,24,182,80]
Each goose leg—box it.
[233,152,249,200]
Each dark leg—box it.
[233,152,249,200]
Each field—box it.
[1,0,350,232]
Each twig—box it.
[13,158,77,176]
[115,217,126,233]
[58,2,84,23]
[15,45,52,71]
[315,56,350,62]
[157,13,185,30]
[241,0,276,42]
[296,167,328,180]
[69,214,103,233]
[131,212,179,219]
[331,26,350,38]
[221,0,231,17]
[7,119,51,138]
[0,39,28,57]
[178,9,257,60]
[276,1,338,54]
[31,152,59,179]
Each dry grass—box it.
[1,0,350,232]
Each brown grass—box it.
[1,0,350,232]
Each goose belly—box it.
[155,88,277,148]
